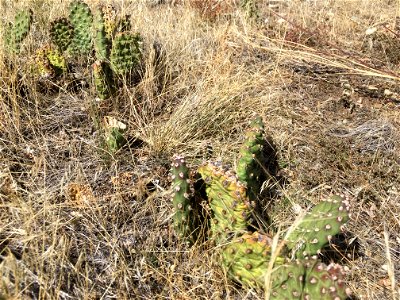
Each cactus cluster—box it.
[4,9,33,53]
[91,5,141,99]
[170,116,352,299]
[3,0,143,103]
[50,1,93,54]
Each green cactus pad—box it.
[270,258,350,300]
[222,231,277,288]
[198,162,254,241]
[50,18,74,52]
[5,9,33,53]
[68,0,93,54]
[93,7,109,61]
[171,156,200,243]
[110,32,142,75]
[286,195,350,258]
[236,116,266,200]
[92,60,114,100]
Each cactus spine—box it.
[171,116,352,299]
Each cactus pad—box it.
[198,162,254,241]
[93,7,109,61]
[69,0,93,54]
[92,60,114,100]
[50,18,74,52]
[110,32,142,75]
[286,195,350,258]
[171,156,201,243]
[222,231,276,287]
[236,116,266,200]
[5,9,33,53]
[270,258,350,299]
[13,9,33,41]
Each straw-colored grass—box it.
[1,0,399,299]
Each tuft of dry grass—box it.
[1,0,400,299]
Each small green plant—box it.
[171,156,202,243]
[171,116,352,299]
[4,9,33,54]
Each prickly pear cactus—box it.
[110,32,142,75]
[286,195,350,258]
[171,156,202,243]
[198,162,254,242]
[93,7,109,61]
[50,18,74,52]
[236,115,266,200]
[4,9,33,53]
[68,0,93,54]
[170,116,352,299]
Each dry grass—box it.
[1,0,400,299]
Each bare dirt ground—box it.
[0,0,399,299]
